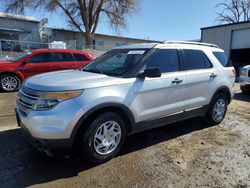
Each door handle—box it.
[172,78,183,84]
[210,73,217,79]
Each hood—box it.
[0,59,14,64]
[24,70,121,91]
[0,60,19,67]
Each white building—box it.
[0,12,40,42]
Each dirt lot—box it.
[0,84,249,188]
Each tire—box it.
[81,112,126,164]
[205,93,228,126]
[240,86,250,94]
[0,74,21,92]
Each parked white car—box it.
[239,65,250,93]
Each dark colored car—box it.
[1,40,11,51]
[0,49,94,92]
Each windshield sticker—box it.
[128,50,145,55]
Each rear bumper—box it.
[15,108,73,157]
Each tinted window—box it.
[145,49,179,73]
[213,51,230,67]
[74,54,89,61]
[183,50,212,70]
[30,53,53,63]
[54,53,74,62]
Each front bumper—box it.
[15,98,85,157]
[16,108,73,157]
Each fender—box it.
[210,86,232,105]
[70,102,136,142]
[0,67,25,82]
[15,71,25,81]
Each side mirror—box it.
[137,67,161,78]
[21,59,30,66]
[20,61,28,66]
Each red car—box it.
[0,49,94,92]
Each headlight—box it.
[33,90,83,110]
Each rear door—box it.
[52,52,76,71]
[134,48,185,122]
[17,52,54,78]
[180,49,217,110]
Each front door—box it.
[133,48,185,122]
[18,52,55,78]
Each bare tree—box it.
[3,0,139,47]
[216,0,250,24]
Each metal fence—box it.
[0,39,116,60]
[0,39,49,60]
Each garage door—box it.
[231,29,250,49]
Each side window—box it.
[74,54,90,61]
[182,49,212,70]
[30,53,53,63]
[145,49,180,73]
[54,53,74,62]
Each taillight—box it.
[232,68,236,76]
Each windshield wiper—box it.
[82,69,103,74]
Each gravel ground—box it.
[0,84,249,188]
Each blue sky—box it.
[23,0,223,41]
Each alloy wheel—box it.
[212,98,226,122]
[93,121,122,155]
[1,76,18,91]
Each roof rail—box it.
[163,41,219,48]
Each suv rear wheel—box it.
[206,93,228,125]
[81,112,126,163]
[0,74,21,92]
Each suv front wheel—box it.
[206,93,228,125]
[81,112,126,163]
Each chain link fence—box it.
[0,39,49,60]
[0,39,116,60]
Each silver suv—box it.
[15,41,235,163]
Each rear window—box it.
[213,52,231,67]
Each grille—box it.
[17,87,39,110]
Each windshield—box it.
[9,52,30,62]
[82,48,150,77]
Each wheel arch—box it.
[70,103,135,146]
[0,71,23,82]
[210,86,232,105]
